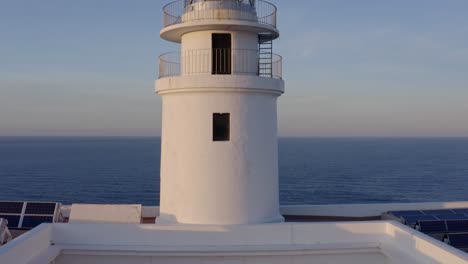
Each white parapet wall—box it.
[0,221,467,264]
[0,224,54,264]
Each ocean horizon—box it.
[1,136,467,206]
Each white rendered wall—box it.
[181,2,257,25]
[156,7,284,225]
[3,222,467,264]
[54,252,391,264]
[157,90,283,225]
[157,23,284,225]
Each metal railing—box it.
[159,52,181,78]
[162,0,277,28]
[158,48,282,79]
[270,53,282,79]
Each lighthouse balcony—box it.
[163,0,277,28]
[160,0,279,42]
[158,49,282,79]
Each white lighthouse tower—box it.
[156,0,284,225]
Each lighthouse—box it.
[156,0,284,225]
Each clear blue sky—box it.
[1,0,467,137]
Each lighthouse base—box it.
[155,214,285,225]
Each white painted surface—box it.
[156,75,284,95]
[181,1,257,24]
[54,252,392,264]
[160,1,279,43]
[63,205,154,220]
[161,20,278,43]
[69,204,142,224]
[0,219,12,245]
[157,3,284,225]
[157,90,283,225]
[0,224,54,264]
[60,205,71,218]
[1,221,467,264]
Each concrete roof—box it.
[1,221,467,264]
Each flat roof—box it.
[1,221,467,264]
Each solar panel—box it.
[0,201,60,230]
[452,209,468,215]
[435,214,468,221]
[422,209,455,216]
[447,220,468,233]
[389,210,424,217]
[391,207,468,252]
[417,220,447,234]
[0,215,20,228]
[446,233,468,249]
[25,202,56,215]
[402,215,438,226]
[0,202,24,214]
[21,216,54,229]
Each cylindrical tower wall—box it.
[157,0,283,225]
[158,90,283,225]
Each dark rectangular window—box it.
[212,33,231,75]
[213,113,230,141]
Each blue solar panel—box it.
[392,208,468,252]
[21,216,53,229]
[0,202,24,214]
[452,209,468,215]
[447,233,468,248]
[402,215,438,225]
[25,202,56,215]
[389,210,424,217]
[422,209,455,216]
[418,221,447,234]
[0,215,20,228]
[447,220,468,233]
[435,214,468,220]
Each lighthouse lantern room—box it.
[156,0,284,225]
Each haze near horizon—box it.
[1,0,468,137]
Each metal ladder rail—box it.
[258,33,273,77]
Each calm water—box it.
[0,137,467,206]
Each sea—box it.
[0,137,467,206]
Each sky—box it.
[1,0,468,137]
